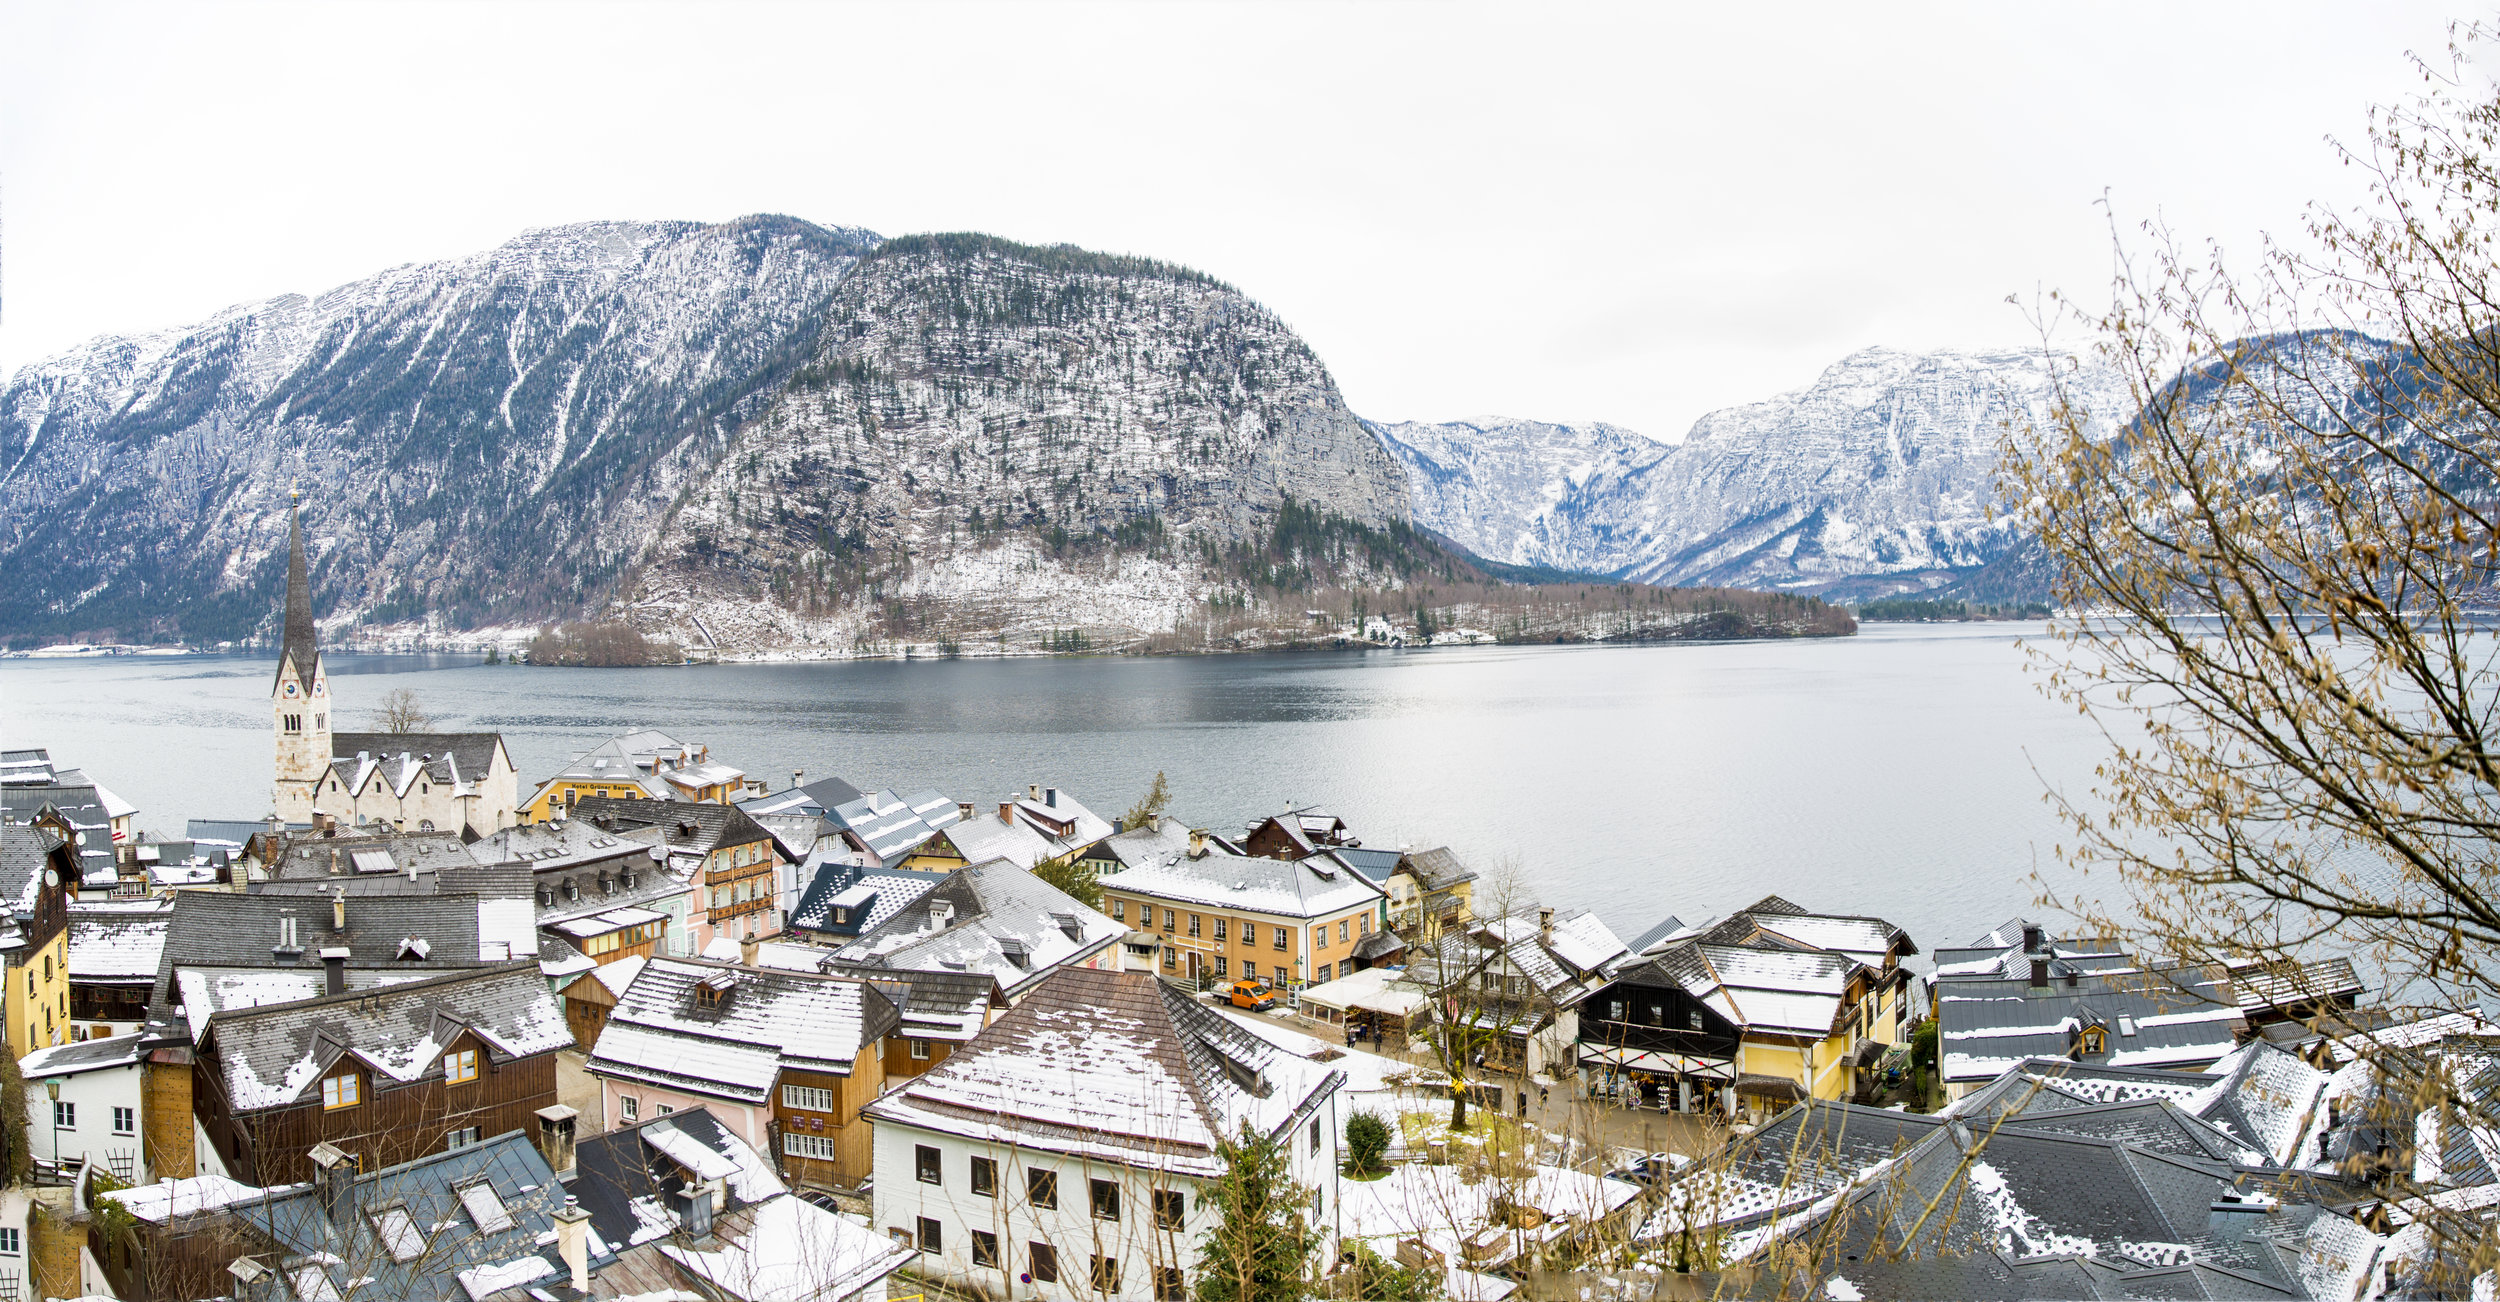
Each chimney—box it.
[273,911,301,959]
[739,936,760,968]
[309,1141,357,1227]
[1045,787,1059,808]
[999,801,1014,825]
[1150,812,1163,834]
[677,1185,714,1240]
[791,769,804,791]
[1028,783,1041,801]
[1537,906,1555,945]
[227,1256,274,1302]
[552,1197,591,1292]
[331,889,347,933]
[957,802,975,822]
[535,1104,580,1178]
[2021,923,2045,955]
[1188,829,1207,858]
[2028,956,2050,989]
[319,947,349,997]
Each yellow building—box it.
[1098,844,1388,990]
[519,730,758,824]
[0,825,77,1057]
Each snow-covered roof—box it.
[1099,845,1385,920]
[866,965,1344,1178]
[1934,967,2244,1083]
[202,964,569,1113]
[105,1174,272,1223]
[658,1188,918,1301]
[836,860,1124,996]
[1341,1163,1639,1270]
[20,1030,154,1078]
[68,897,173,980]
[586,958,897,1104]
[927,812,1057,871]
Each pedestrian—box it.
[1473,1048,1485,1073]
[1539,1081,1550,1108]
[1344,1023,1357,1048]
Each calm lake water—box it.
[0,625,2117,963]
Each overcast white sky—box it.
[0,1,2465,439]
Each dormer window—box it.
[696,973,738,1008]
[321,1073,360,1110]
[2079,1026,2108,1056]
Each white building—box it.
[19,1029,192,1185]
[865,966,1346,1302]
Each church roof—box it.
[276,503,321,697]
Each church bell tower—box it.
[272,496,332,823]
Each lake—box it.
[0,624,2115,962]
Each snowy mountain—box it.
[0,220,1409,650]
[1379,347,2132,596]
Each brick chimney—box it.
[999,801,1015,825]
[319,947,349,997]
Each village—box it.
[0,510,2469,1302]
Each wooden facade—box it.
[560,971,622,1050]
[195,1025,560,1187]
[768,1057,885,1190]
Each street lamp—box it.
[42,1077,64,1167]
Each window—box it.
[1359,914,1371,936]
[1317,963,1332,983]
[321,1074,359,1110]
[111,1106,134,1136]
[910,1038,931,1061]
[458,1181,515,1234]
[783,1084,835,1112]
[370,1206,425,1263]
[784,1132,840,1161]
[1092,1255,1121,1294]
[444,1127,481,1150]
[1027,1168,1057,1209]
[970,1155,997,1197]
[657,1104,674,1115]
[918,1217,942,1252]
[1608,999,1625,1021]
[1154,1189,1184,1230]
[1187,914,1201,938]
[1316,926,1328,949]
[1214,957,1228,978]
[1242,962,1257,982]
[1273,927,1287,951]
[444,1049,479,1085]
[0,1226,17,1255]
[1110,899,1125,921]
[1157,1265,1187,1301]
[619,1095,639,1123]
[1091,1177,1120,1221]
[1029,1244,1058,1284]
[916,1144,942,1185]
[1339,920,1350,943]
[1309,1118,1322,1154]
[1213,917,1227,941]
[50,1101,72,1130]
[1162,947,1177,970]
[971,1229,999,1268]
[1162,909,1176,931]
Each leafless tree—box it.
[1995,23,2500,1294]
[369,688,433,732]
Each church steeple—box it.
[272,494,332,823]
[277,500,320,695]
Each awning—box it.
[1735,1074,1807,1103]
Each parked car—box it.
[1605,1151,1691,1186]
[1226,979,1279,1011]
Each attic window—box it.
[1000,940,1029,970]
[368,1205,425,1263]
[457,1181,515,1234]
[2079,1026,2108,1056]
[1051,912,1082,942]
[399,937,431,960]
[696,973,739,1008]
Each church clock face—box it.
[284,682,299,698]
[313,681,325,697]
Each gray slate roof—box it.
[1935,967,2246,1085]
[789,858,943,937]
[834,860,1124,997]
[152,888,495,1004]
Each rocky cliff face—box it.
[1379,347,2131,596]
[0,221,1407,649]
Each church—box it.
[269,503,520,839]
